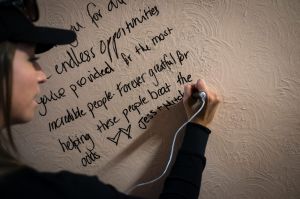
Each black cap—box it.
[0,5,76,53]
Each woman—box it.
[0,1,220,198]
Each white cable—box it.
[127,92,206,194]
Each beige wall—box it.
[13,0,299,198]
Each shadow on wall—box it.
[98,101,187,199]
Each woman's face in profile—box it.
[10,43,46,124]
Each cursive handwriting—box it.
[98,5,160,63]
[48,106,87,132]
[55,47,96,75]
[87,90,115,118]
[122,95,149,123]
[37,88,66,117]
[59,132,95,153]
[96,116,120,133]
[69,62,115,98]
[116,72,146,97]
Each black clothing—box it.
[0,123,210,199]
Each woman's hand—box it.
[183,79,220,128]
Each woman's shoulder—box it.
[1,165,100,186]
[0,166,129,199]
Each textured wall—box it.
[13,0,299,198]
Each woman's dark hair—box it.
[0,41,17,152]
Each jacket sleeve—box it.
[159,122,211,199]
[15,122,210,199]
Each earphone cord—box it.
[126,98,206,194]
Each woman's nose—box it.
[37,70,47,84]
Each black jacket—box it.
[1,123,210,199]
